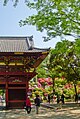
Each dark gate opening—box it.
[8,84,26,109]
[8,89,26,108]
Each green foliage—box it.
[75,39,80,55]
[20,0,80,40]
[4,0,80,40]
[0,90,4,96]
[36,65,47,78]
[55,78,67,87]
[3,0,19,7]
[64,88,74,99]
[29,39,80,100]
[49,39,80,98]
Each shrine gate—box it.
[0,36,50,109]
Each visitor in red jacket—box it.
[26,96,31,114]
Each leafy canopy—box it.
[49,39,80,83]
[3,0,80,41]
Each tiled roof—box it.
[0,36,50,52]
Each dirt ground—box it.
[0,102,80,119]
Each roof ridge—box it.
[0,36,33,39]
[33,47,50,51]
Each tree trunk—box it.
[74,83,78,102]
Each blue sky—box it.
[0,0,72,48]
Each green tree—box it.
[36,60,48,78]
[4,0,80,41]
[49,39,80,101]
[47,49,65,94]
[30,39,80,100]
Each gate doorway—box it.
[8,84,26,109]
[0,83,27,109]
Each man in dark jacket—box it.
[61,93,65,104]
[48,94,51,103]
[34,95,40,114]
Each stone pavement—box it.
[0,102,80,119]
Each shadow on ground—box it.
[0,102,80,119]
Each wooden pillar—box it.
[26,81,28,96]
[5,81,8,109]
[26,73,29,96]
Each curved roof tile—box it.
[0,36,50,52]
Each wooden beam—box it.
[0,71,36,76]
[33,54,48,68]
[8,87,26,89]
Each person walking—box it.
[61,93,65,104]
[57,94,60,104]
[26,96,31,114]
[48,94,51,103]
[34,95,40,114]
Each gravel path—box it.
[0,103,80,119]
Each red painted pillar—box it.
[5,81,8,109]
[26,81,28,96]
